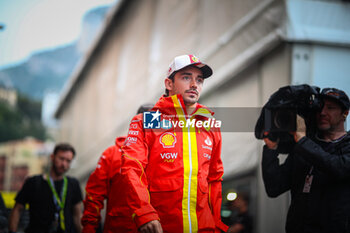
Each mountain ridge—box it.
[0,6,110,101]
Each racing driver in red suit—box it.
[121,55,229,233]
[81,136,136,233]
[81,105,153,233]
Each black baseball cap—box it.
[320,88,350,110]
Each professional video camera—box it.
[255,84,321,153]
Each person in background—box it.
[262,87,350,233]
[9,143,83,233]
[0,192,8,233]
[224,193,252,233]
[81,104,153,233]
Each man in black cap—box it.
[262,87,350,233]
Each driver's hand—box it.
[139,220,163,233]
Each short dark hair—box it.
[165,73,175,96]
[53,143,76,157]
[137,104,154,114]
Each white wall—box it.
[292,44,350,130]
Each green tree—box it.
[0,94,47,142]
[17,94,42,120]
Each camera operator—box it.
[262,87,350,233]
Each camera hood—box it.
[255,84,321,153]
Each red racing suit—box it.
[81,136,137,233]
[121,94,228,233]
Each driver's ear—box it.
[343,110,349,120]
[165,78,174,92]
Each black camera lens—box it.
[274,109,296,131]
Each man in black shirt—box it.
[9,143,83,233]
[262,88,350,233]
[0,192,7,232]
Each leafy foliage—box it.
[0,94,46,142]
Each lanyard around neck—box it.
[46,173,68,231]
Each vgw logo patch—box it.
[143,110,161,129]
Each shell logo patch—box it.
[159,132,177,148]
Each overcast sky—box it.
[0,0,117,69]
